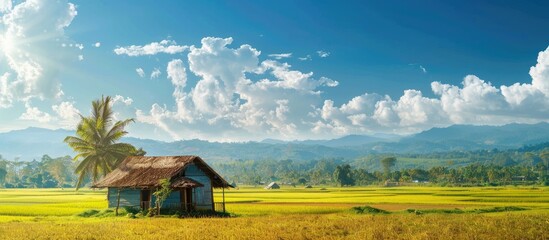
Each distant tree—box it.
[541,151,549,165]
[540,151,549,185]
[42,155,66,187]
[540,152,549,169]
[428,166,447,183]
[492,153,516,166]
[28,173,43,188]
[381,157,397,179]
[311,159,340,184]
[333,164,355,186]
[352,168,377,185]
[0,167,6,186]
[64,96,142,189]
[487,168,499,183]
[524,152,540,168]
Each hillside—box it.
[0,122,548,161]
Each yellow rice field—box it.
[0,186,547,239]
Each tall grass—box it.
[0,214,547,239]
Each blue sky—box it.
[0,0,548,141]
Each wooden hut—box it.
[264,182,280,189]
[93,155,230,212]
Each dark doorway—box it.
[140,189,151,210]
[180,188,193,211]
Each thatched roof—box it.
[170,177,203,188]
[93,156,230,188]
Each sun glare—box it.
[0,34,15,55]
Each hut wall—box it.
[164,191,181,205]
[185,164,213,210]
[150,191,181,209]
[107,188,141,208]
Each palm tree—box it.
[64,96,143,189]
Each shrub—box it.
[404,206,525,215]
[472,206,526,213]
[352,206,388,214]
[406,209,423,215]
[123,206,140,215]
[414,208,464,214]
[95,209,115,217]
[146,208,156,217]
[76,209,100,217]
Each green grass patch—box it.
[472,206,528,213]
[352,206,389,214]
[75,209,115,218]
[405,206,528,215]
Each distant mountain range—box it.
[261,133,401,147]
[0,123,548,161]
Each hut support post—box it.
[156,187,160,216]
[115,188,121,216]
[222,185,226,213]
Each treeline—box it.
[212,145,549,186]
[336,163,548,186]
[1,143,548,188]
[0,155,78,188]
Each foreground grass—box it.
[0,213,547,240]
[0,186,547,239]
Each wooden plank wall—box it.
[185,164,213,210]
[107,188,141,208]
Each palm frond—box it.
[105,119,134,142]
[75,171,87,190]
[65,96,141,191]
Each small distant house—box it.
[383,180,400,187]
[264,182,280,189]
[93,156,231,212]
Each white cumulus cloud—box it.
[316,47,549,136]
[112,95,133,106]
[52,101,80,128]
[167,59,187,88]
[0,0,12,13]
[114,39,188,56]
[268,53,292,60]
[0,0,78,108]
[136,68,145,78]
[133,37,339,141]
[20,103,52,123]
[420,65,427,73]
[150,68,161,79]
[127,37,549,141]
[317,50,330,58]
[298,55,312,61]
